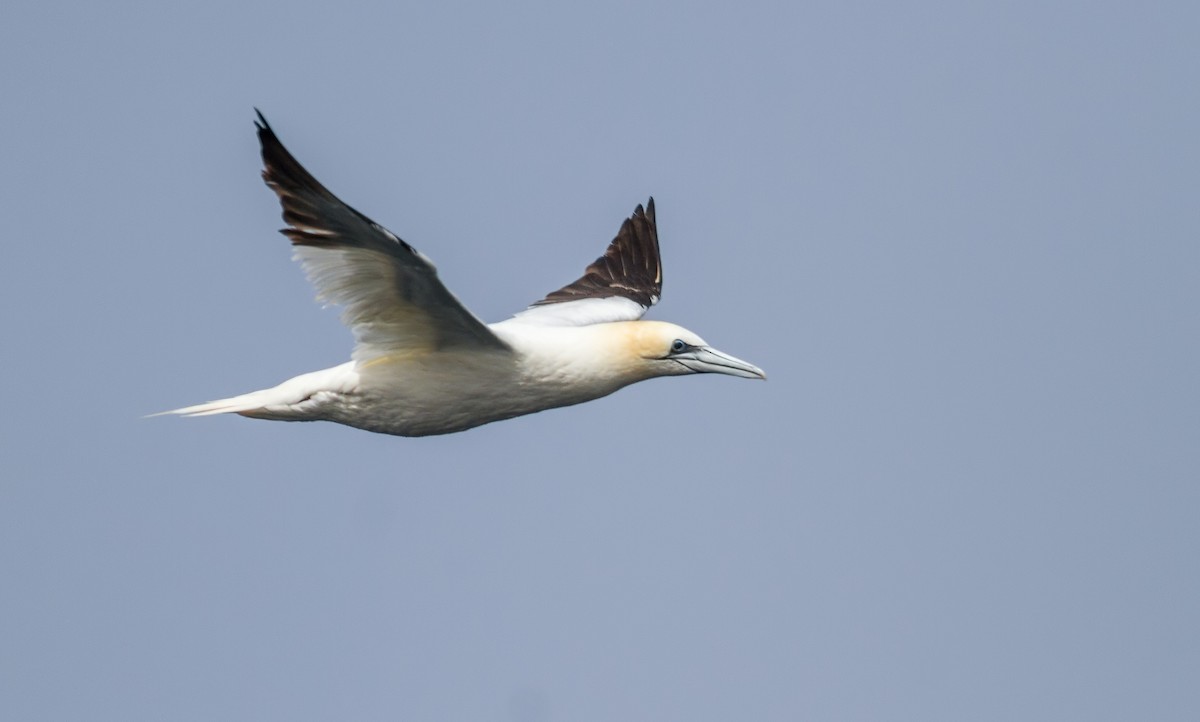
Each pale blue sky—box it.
[2,1,1198,720]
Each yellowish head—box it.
[613,320,766,381]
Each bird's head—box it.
[618,321,766,381]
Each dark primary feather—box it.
[253,110,508,352]
[533,199,663,310]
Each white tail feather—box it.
[152,390,287,418]
[152,363,358,420]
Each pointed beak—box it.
[677,346,766,379]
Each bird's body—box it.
[160,113,764,437]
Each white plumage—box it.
[159,113,764,437]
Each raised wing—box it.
[514,199,663,326]
[255,111,509,360]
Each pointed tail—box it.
[150,363,357,421]
[149,389,289,418]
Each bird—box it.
[158,111,765,437]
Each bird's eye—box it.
[671,339,688,354]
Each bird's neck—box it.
[494,321,656,397]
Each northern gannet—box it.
[160,112,765,437]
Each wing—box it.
[513,199,662,326]
[254,111,509,360]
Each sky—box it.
[2,1,1198,720]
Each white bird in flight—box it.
[160,112,765,436]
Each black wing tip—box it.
[254,109,281,150]
[251,111,333,220]
[253,111,304,186]
[532,196,663,308]
[632,197,656,224]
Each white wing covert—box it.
[255,111,509,360]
